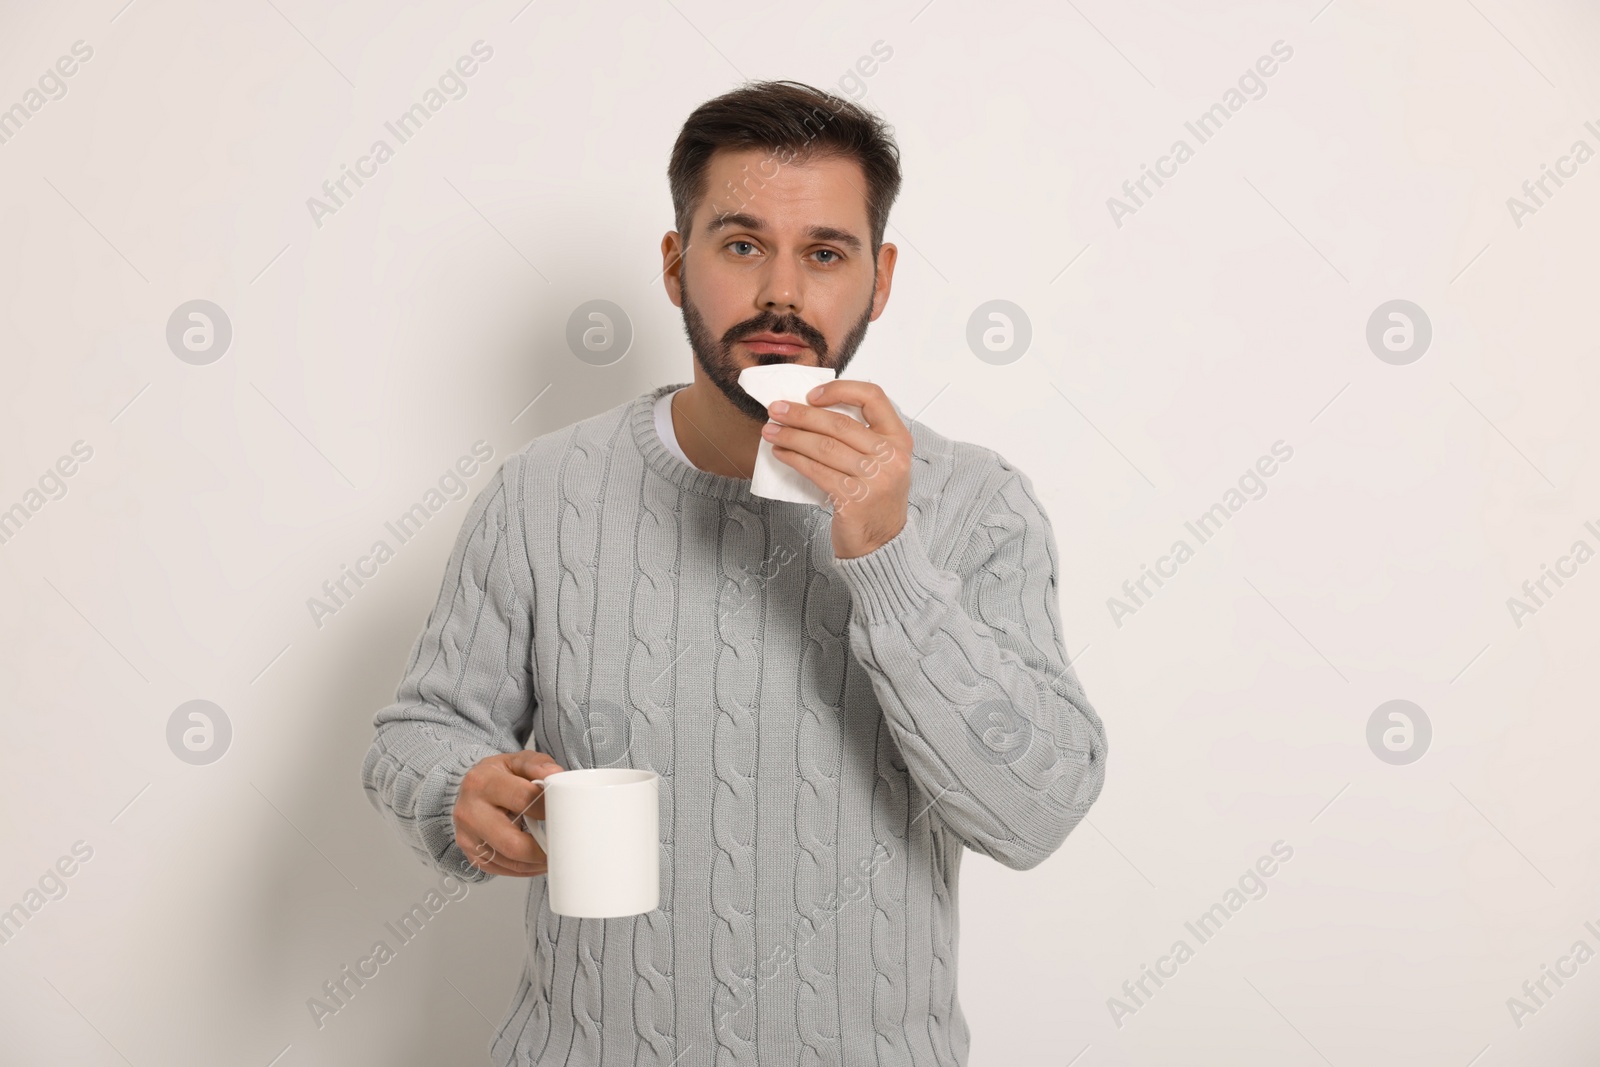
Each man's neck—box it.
[671,382,762,479]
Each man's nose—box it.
[756,253,803,314]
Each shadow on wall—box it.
[237,310,677,1060]
[240,522,534,1063]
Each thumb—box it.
[508,750,565,781]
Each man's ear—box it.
[869,242,898,320]
[661,232,687,308]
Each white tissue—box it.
[737,364,866,506]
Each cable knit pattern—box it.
[552,415,619,1065]
[361,381,1108,1066]
[927,822,960,1066]
[870,706,912,1065]
[711,495,764,1064]
[794,508,844,1066]
[626,456,680,1065]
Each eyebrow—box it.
[704,211,863,254]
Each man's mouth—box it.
[740,334,809,357]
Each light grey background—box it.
[2,0,1597,1064]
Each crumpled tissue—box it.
[737,364,866,506]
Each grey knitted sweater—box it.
[361,380,1107,1066]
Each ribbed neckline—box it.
[632,381,767,503]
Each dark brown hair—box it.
[667,79,903,261]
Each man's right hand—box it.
[452,750,565,877]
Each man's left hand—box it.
[763,379,913,560]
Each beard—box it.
[678,263,875,424]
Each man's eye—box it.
[729,241,757,255]
[815,249,840,264]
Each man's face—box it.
[664,146,896,424]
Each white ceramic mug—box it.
[521,768,660,918]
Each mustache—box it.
[725,315,827,356]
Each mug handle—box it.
[522,779,549,852]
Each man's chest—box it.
[521,498,878,768]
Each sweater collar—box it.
[632,381,771,503]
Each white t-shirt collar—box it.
[653,387,697,470]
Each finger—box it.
[461,828,545,876]
[802,379,907,437]
[770,444,857,506]
[767,398,879,454]
[472,857,542,878]
[777,424,903,494]
[506,750,564,781]
[482,765,551,823]
[464,831,544,876]
[501,754,565,822]
[462,800,548,868]
[460,819,542,867]
[765,423,872,481]
[465,841,543,876]
[462,773,551,860]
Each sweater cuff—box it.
[418,741,502,883]
[831,517,956,625]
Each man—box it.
[362,79,1107,1066]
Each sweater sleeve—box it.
[829,467,1107,871]
[359,458,536,884]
